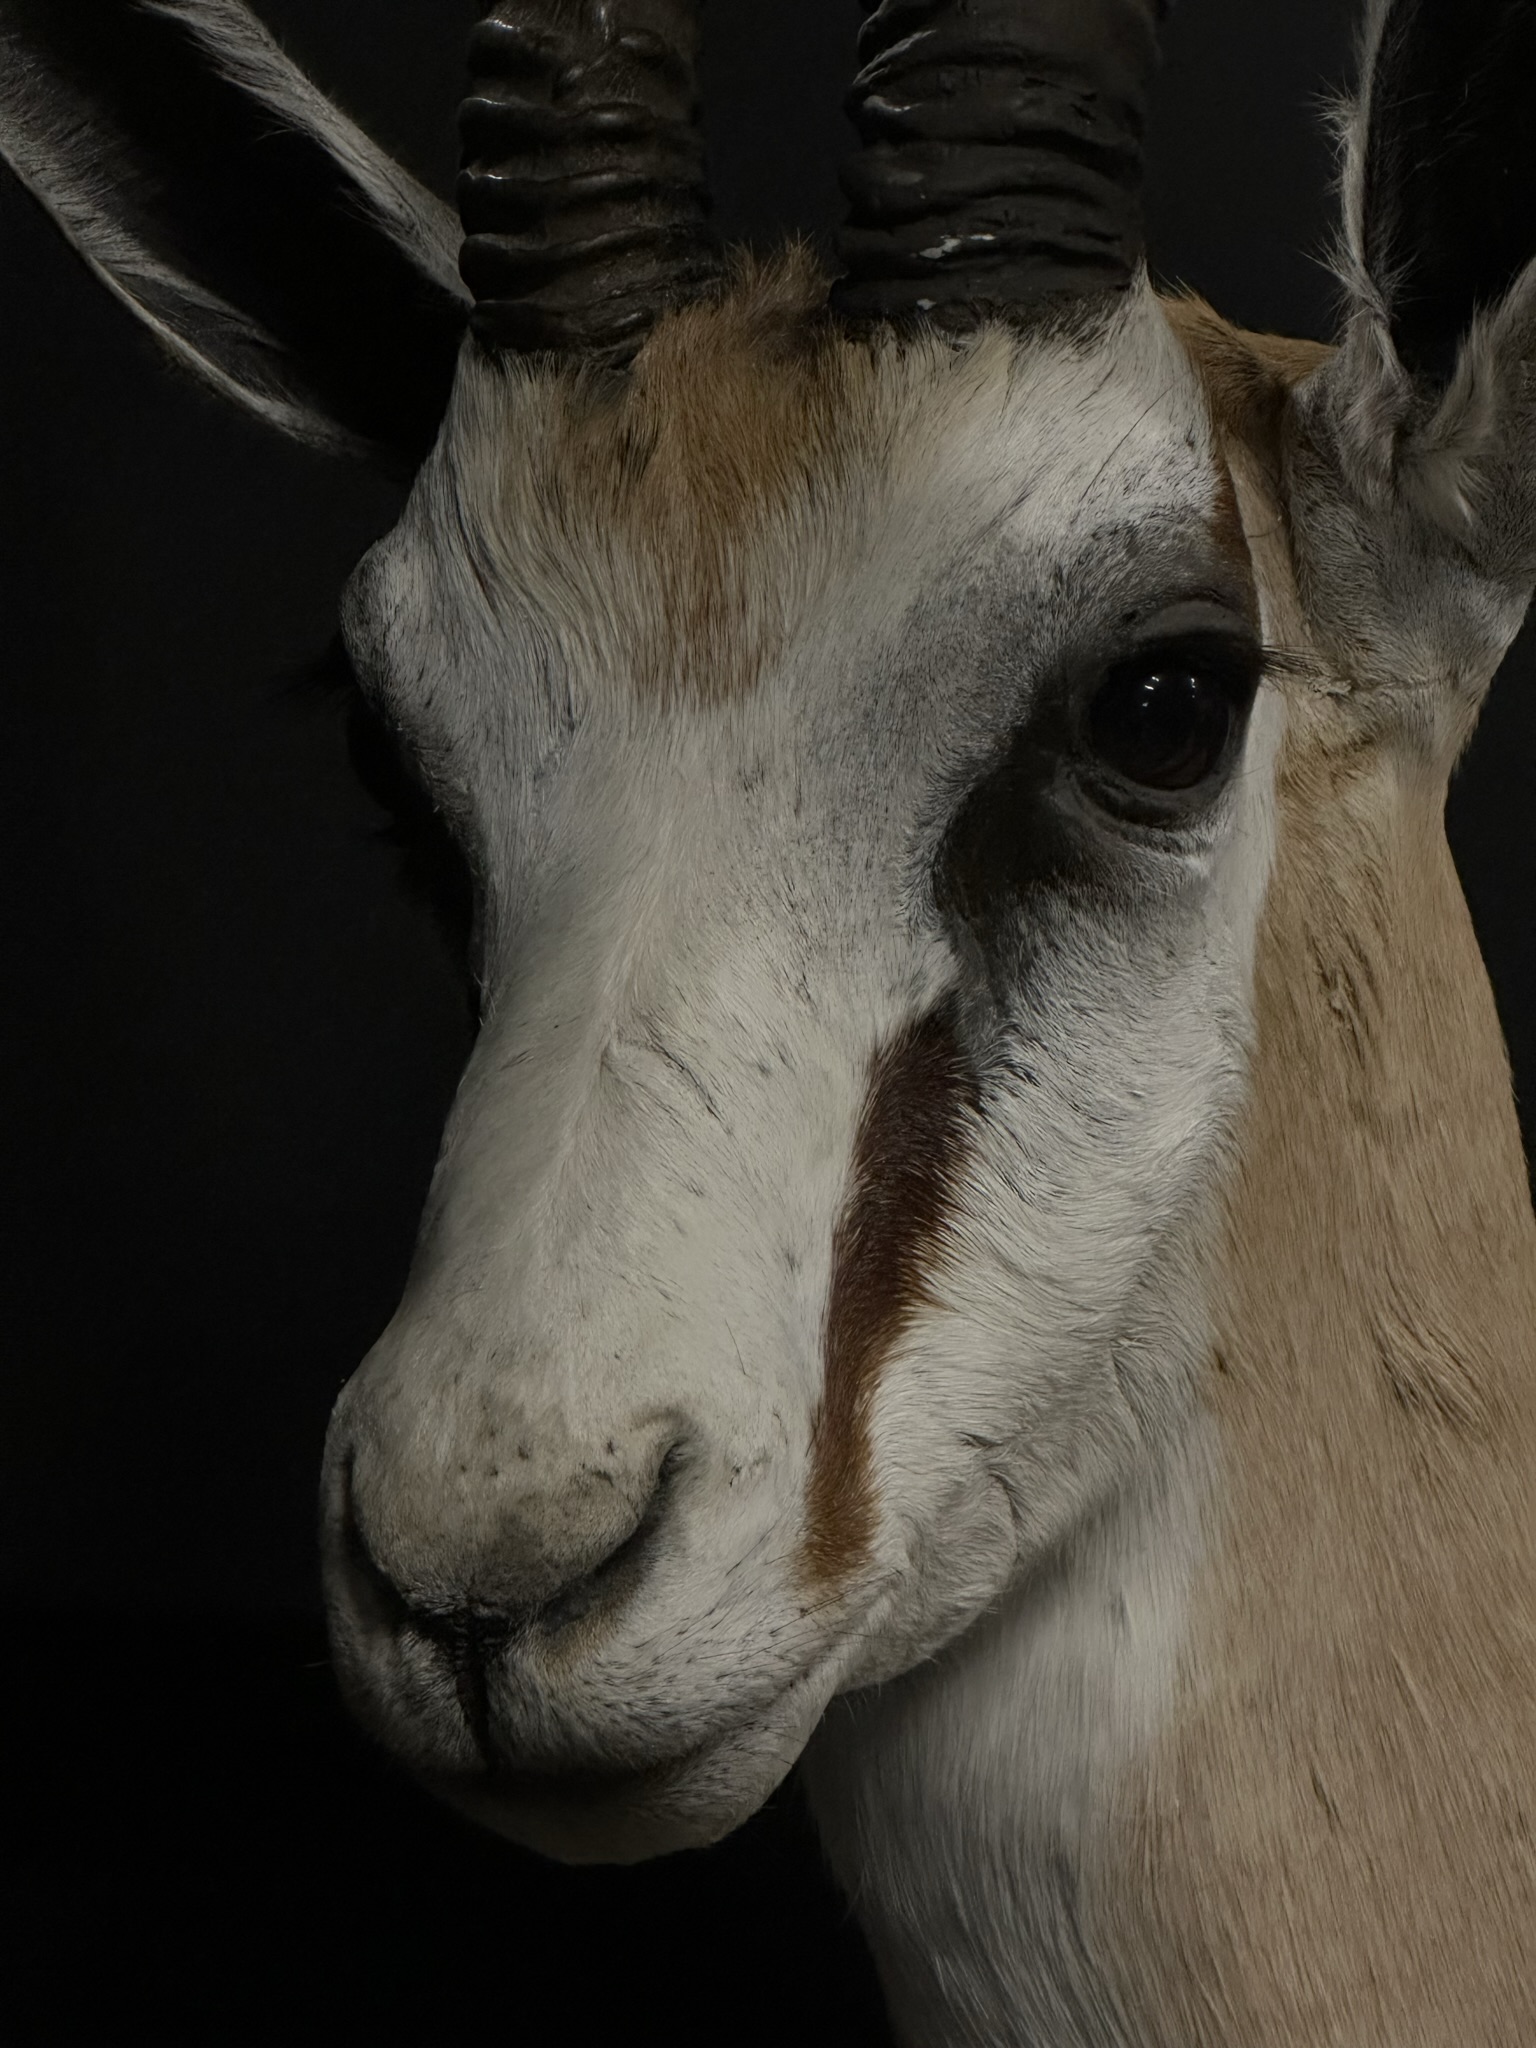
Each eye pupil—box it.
[1087,666,1234,791]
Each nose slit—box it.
[416,1609,513,1771]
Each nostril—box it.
[333,1448,413,1634]
[535,1434,686,1635]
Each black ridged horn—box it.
[833,0,1171,330]
[457,1,718,360]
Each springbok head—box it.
[8,1,1534,2029]
[323,0,1275,1861]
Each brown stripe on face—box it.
[800,1002,979,1590]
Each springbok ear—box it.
[0,0,469,469]
[1287,0,1536,734]
[1343,0,1536,402]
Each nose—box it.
[334,1433,685,1676]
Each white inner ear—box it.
[1397,256,1536,537]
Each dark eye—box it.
[1086,657,1251,793]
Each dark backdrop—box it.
[3,3,1532,2041]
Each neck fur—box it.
[802,1428,1214,2047]
[803,702,1536,2046]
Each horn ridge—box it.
[459,1,717,361]
[833,0,1171,330]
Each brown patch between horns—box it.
[800,1004,979,1590]
[486,248,889,704]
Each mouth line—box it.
[422,1600,886,1822]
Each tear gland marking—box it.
[801,1001,980,1589]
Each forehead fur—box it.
[425,251,1222,707]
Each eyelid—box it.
[1107,633,1264,687]
[1097,625,1266,712]
[1108,597,1263,660]
[1121,587,1258,628]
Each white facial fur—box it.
[320,279,1283,1863]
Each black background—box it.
[3,2,1532,2040]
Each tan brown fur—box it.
[1102,309,1536,2041]
[578,250,861,703]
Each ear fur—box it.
[0,0,469,469]
[1284,0,1536,744]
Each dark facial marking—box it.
[801,1002,979,1588]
